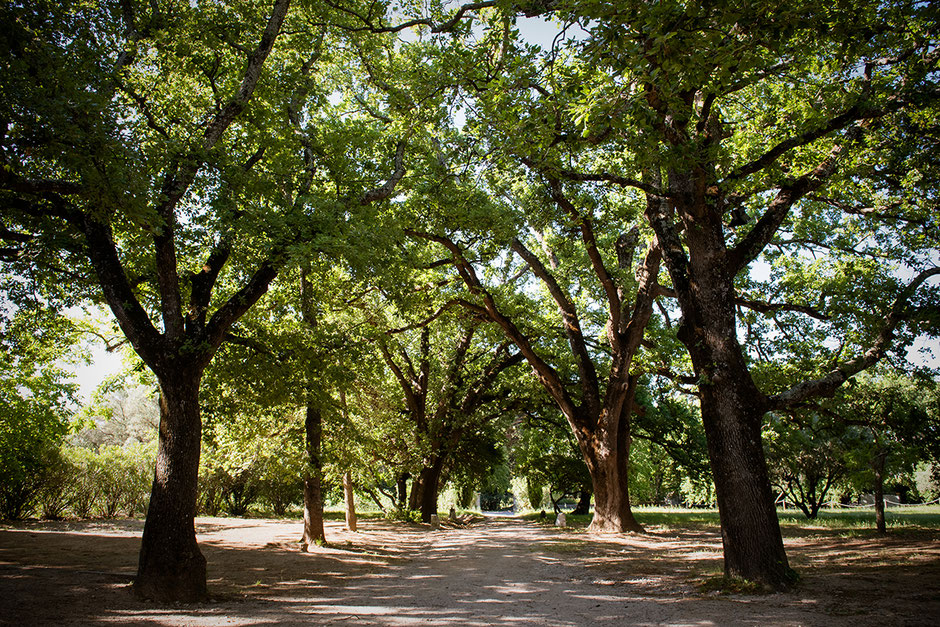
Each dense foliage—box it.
[1,0,938,598]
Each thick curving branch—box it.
[768,267,940,410]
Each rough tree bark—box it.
[300,267,325,548]
[302,403,326,548]
[417,456,446,523]
[133,370,206,602]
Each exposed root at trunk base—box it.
[699,568,800,595]
[588,518,645,534]
[133,555,208,603]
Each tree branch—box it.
[510,236,601,418]
[727,135,852,274]
[80,217,164,367]
[768,267,940,409]
[546,177,622,346]
[404,228,584,427]
[360,141,407,204]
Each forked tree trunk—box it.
[301,403,325,549]
[651,187,794,589]
[133,372,207,602]
[343,472,357,532]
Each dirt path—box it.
[1,516,938,625]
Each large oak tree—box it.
[0,0,407,600]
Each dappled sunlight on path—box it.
[1,516,938,626]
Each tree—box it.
[511,407,593,515]
[472,0,940,587]
[0,309,81,519]
[322,0,667,533]
[763,413,854,519]
[0,0,408,600]
[831,373,940,533]
[378,313,523,521]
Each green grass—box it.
[520,505,940,532]
[776,506,940,531]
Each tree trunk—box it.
[133,372,207,602]
[407,473,423,512]
[301,403,325,549]
[654,191,794,590]
[583,403,643,533]
[586,445,643,532]
[396,473,410,509]
[300,267,325,548]
[687,328,794,589]
[343,472,357,532]
[873,446,887,535]
[572,489,592,515]
[418,457,446,523]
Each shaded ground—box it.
[1,515,938,626]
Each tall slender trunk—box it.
[301,403,325,548]
[408,474,423,512]
[343,472,357,532]
[396,473,409,509]
[133,371,206,602]
[873,445,887,535]
[299,266,325,547]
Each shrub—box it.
[64,447,102,518]
[36,448,74,519]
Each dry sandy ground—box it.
[1,515,938,626]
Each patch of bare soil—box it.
[1,515,937,626]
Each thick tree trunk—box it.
[301,403,325,549]
[587,447,643,532]
[584,401,642,533]
[418,457,446,523]
[584,416,642,532]
[343,472,357,532]
[655,189,794,589]
[682,315,793,589]
[701,393,791,587]
[873,447,887,535]
[133,372,207,602]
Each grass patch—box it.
[697,574,773,595]
[777,506,940,531]
[633,507,722,528]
